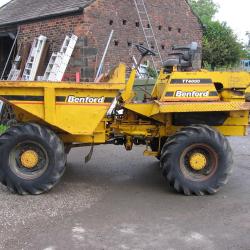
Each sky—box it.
[214,0,250,44]
[0,0,9,7]
[0,0,249,44]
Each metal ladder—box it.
[43,53,58,81]
[8,45,22,81]
[133,0,163,72]
[7,54,21,81]
[43,34,78,82]
[22,35,47,81]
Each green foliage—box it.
[188,0,244,70]
[203,21,242,70]
[147,67,158,79]
[241,48,250,59]
[0,125,7,135]
[188,0,219,24]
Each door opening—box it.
[0,33,17,79]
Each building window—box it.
[178,28,181,33]
[158,25,162,31]
[127,41,132,47]
[109,20,113,25]
[123,20,127,25]
[161,45,165,50]
[168,27,172,32]
[135,22,140,27]
[114,40,119,46]
[147,24,151,28]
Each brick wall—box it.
[17,0,203,81]
[17,14,85,79]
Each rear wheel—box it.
[0,123,66,195]
[161,125,233,195]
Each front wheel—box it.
[0,123,66,195]
[161,125,233,196]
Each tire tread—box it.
[161,125,233,196]
[0,123,66,195]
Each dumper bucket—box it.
[0,81,124,135]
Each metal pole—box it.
[0,28,20,80]
[95,30,114,81]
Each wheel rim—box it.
[180,143,218,182]
[20,150,39,169]
[9,141,49,180]
[189,152,207,171]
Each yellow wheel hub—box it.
[20,150,39,169]
[189,152,207,171]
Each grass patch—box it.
[0,125,8,135]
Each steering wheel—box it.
[135,44,157,57]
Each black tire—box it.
[64,144,72,155]
[161,125,233,196]
[150,137,167,160]
[0,123,66,195]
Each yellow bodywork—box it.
[0,64,126,143]
[0,81,124,141]
[0,64,250,151]
[118,70,250,139]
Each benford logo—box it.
[67,96,105,103]
[175,90,209,98]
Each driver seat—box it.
[164,42,198,71]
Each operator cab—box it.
[164,42,198,73]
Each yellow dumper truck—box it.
[0,44,250,195]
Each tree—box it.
[240,47,250,60]
[188,0,219,23]
[188,0,243,70]
[203,21,242,70]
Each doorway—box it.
[0,33,16,79]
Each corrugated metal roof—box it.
[0,0,94,26]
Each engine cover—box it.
[162,78,220,102]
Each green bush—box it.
[0,125,7,135]
[147,67,158,79]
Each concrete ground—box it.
[0,135,250,250]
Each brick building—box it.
[0,0,203,81]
